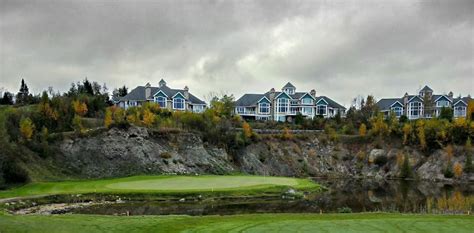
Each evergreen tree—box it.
[16,79,30,104]
[0,91,14,105]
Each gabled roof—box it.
[420,85,433,92]
[408,95,423,103]
[433,95,452,102]
[120,85,205,105]
[292,92,315,100]
[275,91,292,99]
[453,96,471,106]
[235,94,266,106]
[316,96,346,109]
[282,82,295,89]
[376,98,403,110]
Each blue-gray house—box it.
[376,85,471,119]
[234,82,346,122]
[117,79,206,113]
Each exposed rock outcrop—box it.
[52,126,473,182]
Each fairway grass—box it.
[0,213,472,233]
[0,175,319,199]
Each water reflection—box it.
[71,179,473,216]
[314,179,473,214]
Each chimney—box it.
[183,86,189,99]
[448,91,453,99]
[310,89,316,97]
[145,82,151,99]
[269,88,276,100]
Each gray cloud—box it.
[1,0,473,106]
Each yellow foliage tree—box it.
[104,108,113,128]
[416,121,426,150]
[445,144,454,162]
[467,100,474,121]
[371,113,389,137]
[72,114,83,133]
[453,162,463,178]
[19,117,35,141]
[359,123,367,136]
[72,100,88,116]
[142,109,155,127]
[39,102,58,120]
[402,123,412,145]
[242,121,253,139]
[282,127,293,140]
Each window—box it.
[409,102,422,118]
[290,107,298,114]
[278,98,289,113]
[193,105,204,113]
[316,105,327,116]
[155,96,167,108]
[301,98,313,105]
[290,100,298,105]
[391,107,403,117]
[173,98,185,110]
[454,106,466,117]
[284,88,294,95]
[236,107,245,114]
[302,107,313,115]
[437,100,450,107]
[259,103,270,114]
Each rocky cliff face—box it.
[57,127,235,178]
[55,126,473,182]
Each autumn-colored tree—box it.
[19,117,35,141]
[282,127,293,140]
[72,114,83,133]
[142,109,155,127]
[402,123,412,145]
[444,144,454,162]
[416,121,426,150]
[359,123,367,136]
[357,150,366,161]
[104,108,113,128]
[396,151,404,167]
[38,101,58,120]
[453,162,463,178]
[72,100,88,116]
[370,113,389,137]
[465,137,473,173]
[467,99,474,120]
[242,121,253,139]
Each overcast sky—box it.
[1,0,473,106]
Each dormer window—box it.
[284,88,295,95]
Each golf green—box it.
[106,176,298,190]
[0,175,318,199]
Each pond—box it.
[67,179,473,216]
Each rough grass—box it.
[0,213,472,233]
[0,175,320,199]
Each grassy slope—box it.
[0,213,472,233]
[0,175,319,199]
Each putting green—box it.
[0,175,318,199]
[106,176,298,191]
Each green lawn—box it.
[0,213,472,233]
[0,175,319,199]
